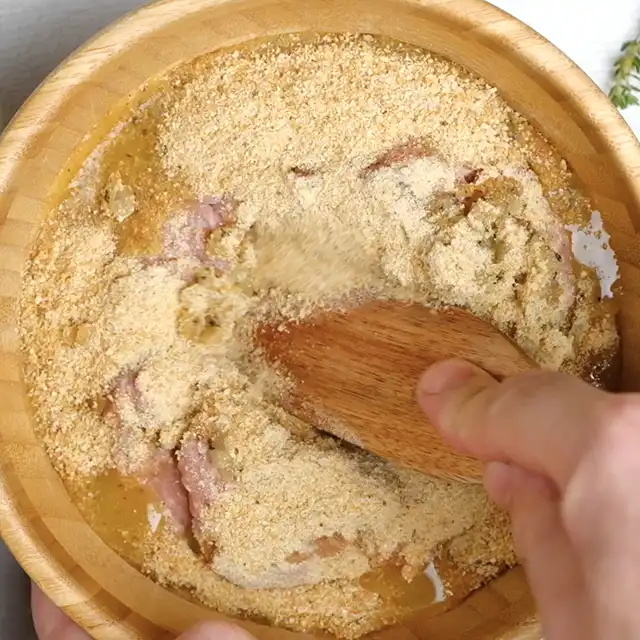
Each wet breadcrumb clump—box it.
[19,35,617,638]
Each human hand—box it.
[31,584,256,639]
[417,359,640,640]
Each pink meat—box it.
[103,374,200,534]
[360,139,431,177]
[456,167,483,184]
[99,383,227,542]
[131,196,235,280]
[145,450,191,534]
[162,196,236,268]
[114,369,144,412]
[546,225,576,308]
[100,370,142,423]
[177,439,226,536]
[196,196,231,227]
[140,439,227,543]
[111,368,150,438]
[286,534,349,564]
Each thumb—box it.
[178,622,257,640]
[416,358,611,489]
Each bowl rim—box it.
[1,0,640,638]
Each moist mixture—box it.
[19,35,619,638]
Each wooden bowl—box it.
[1,0,640,638]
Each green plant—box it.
[610,38,640,109]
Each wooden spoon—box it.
[257,301,535,482]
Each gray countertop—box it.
[0,543,35,639]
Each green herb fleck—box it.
[610,39,640,109]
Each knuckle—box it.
[444,379,497,444]
[485,370,564,421]
[590,394,640,460]
[599,393,640,433]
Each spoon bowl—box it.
[258,301,535,482]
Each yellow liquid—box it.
[69,470,164,567]
[359,563,437,612]
[358,554,485,623]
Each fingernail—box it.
[416,360,486,438]
[417,359,481,397]
[179,621,256,640]
[483,461,517,509]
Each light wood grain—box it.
[259,303,534,482]
[1,0,640,638]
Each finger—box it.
[499,465,592,640]
[483,461,518,510]
[31,585,91,640]
[561,411,640,639]
[178,621,257,639]
[417,359,612,488]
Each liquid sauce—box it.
[360,564,437,610]
[71,468,481,621]
[69,471,165,568]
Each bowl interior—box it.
[1,0,640,638]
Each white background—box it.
[0,0,639,637]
